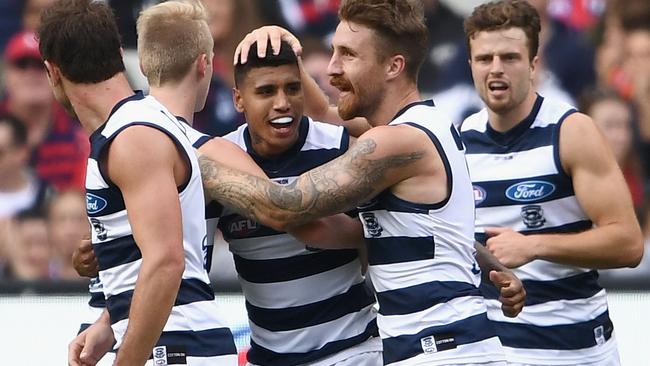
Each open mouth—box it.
[268,116,295,133]
[269,116,293,126]
[488,80,509,93]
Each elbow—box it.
[618,226,644,268]
[151,251,185,279]
[626,235,645,268]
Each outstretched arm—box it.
[200,126,426,231]
[199,137,266,178]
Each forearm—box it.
[475,242,509,280]
[114,259,182,365]
[288,215,364,249]
[531,223,643,269]
[299,57,332,122]
[199,156,363,230]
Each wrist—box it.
[529,234,544,261]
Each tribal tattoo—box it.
[199,138,424,228]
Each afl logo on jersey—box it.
[229,218,259,237]
[473,185,487,205]
[506,181,555,202]
[86,193,107,214]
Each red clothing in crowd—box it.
[1,101,89,191]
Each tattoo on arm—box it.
[199,139,424,226]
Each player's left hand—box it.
[489,270,525,317]
[72,236,99,278]
[485,227,537,268]
[68,319,114,366]
[234,26,302,64]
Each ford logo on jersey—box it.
[506,181,555,202]
[86,193,108,214]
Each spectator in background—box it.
[0,114,52,219]
[193,0,263,136]
[47,190,88,280]
[418,0,467,95]
[581,88,647,223]
[301,36,340,104]
[275,0,341,39]
[529,0,596,99]
[593,0,629,98]
[0,0,22,54]
[1,31,89,190]
[3,208,51,280]
[21,0,56,32]
[620,3,650,174]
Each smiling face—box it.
[233,64,303,157]
[327,21,387,122]
[469,27,537,116]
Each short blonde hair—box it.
[137,0,213,86]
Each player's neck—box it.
[487,91,538,132]
[149,82,197,126]
[67,73,134,134]
[368,83,421,126]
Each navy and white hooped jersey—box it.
[78,277,106,334]
[217,117,379,366]
[461,95,617,365]
[358,100,504,366]
[85,93,237,365]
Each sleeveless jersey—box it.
[358,100,504,366]
[218,117,379,366]
[85,93,236,365]
[461,95,617,365]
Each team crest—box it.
[361,212,383,237]
[521,205,545,228]
[90,218,108,241]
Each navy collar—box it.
[486,94,543,147]
[107,90,145,121]
[244,116,310,170]
[392,99,435,121]
[176,116,189,126]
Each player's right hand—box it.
[489,269,526,318]
[68,314,114,366]
[234,25,302,64]
[73,236,99,277]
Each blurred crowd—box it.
[0,0,649,286]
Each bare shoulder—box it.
[200,136,245,157]
[559,112,614,175]
[560,112,599,140]
[107,125,178,183]
[356,124,435,157]
[109,125,177,161]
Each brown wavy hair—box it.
[464,0,541,61]
[338,0,428,82]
